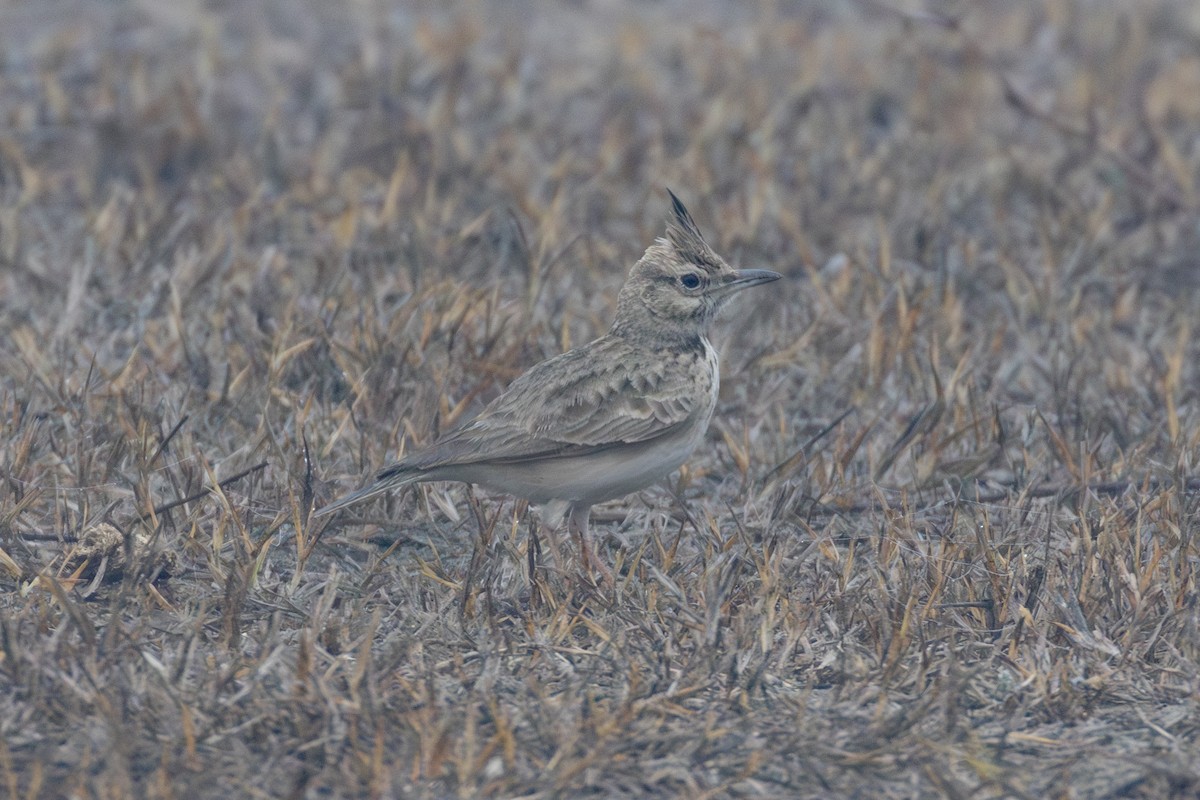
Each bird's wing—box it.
[406,336,712,470]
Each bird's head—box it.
[611,190,781,342]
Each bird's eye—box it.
[679,273,702,290]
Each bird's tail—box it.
[312,466,417,517]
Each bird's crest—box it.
[665,188,709,261]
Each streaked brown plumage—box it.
[316,190,780,581]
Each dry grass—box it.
[2,1,1200,797]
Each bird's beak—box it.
[714,268,782,296]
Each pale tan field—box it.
[2,1,1199,797]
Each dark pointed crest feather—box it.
[665,188,708,257]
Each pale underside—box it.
[324,333,721,515]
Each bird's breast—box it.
[464,340,721,505]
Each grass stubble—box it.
[1,1,1199,797]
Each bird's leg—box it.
[568,504,613,585]
[536,501,567,574]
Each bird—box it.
[315,190,781,582]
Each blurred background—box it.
[2,1,1200,797]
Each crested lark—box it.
[316,191,780,580]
